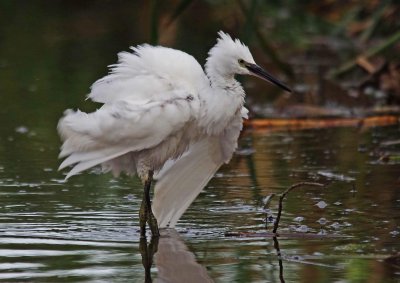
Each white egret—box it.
[58,31,291,237]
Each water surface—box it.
[1,125,399,282]
[0,2,399,282]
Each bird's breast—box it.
[136,121,200,171]
[199,88,245,136]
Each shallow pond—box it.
[1,124,400,282]
[1,2,400,282]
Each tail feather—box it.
[62,147,133,180]
[153,138,222,228]
[58,108,136,179]
[59,147,129,170]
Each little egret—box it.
[58,31,291,237]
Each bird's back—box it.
[58,45,210,179]
[89,45,209,104]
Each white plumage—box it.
[58,31,290,230]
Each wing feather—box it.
[88,45,207,104]
[153,138,223,228]
[64,148,131,180]
[58,45,208,179]
[152,107,247,227]
[58,93,198,179]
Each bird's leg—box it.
[143,170,160,237]
[139,195,148,238]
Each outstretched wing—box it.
[58,45,208,179]
[152,107,247,228]
[153,137,223,228]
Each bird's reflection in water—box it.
[140,229,213,283]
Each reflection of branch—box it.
[273,182,324,234]
[140,235,159,283]
[263,193,276,229]
[273,236,285,283]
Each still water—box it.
[0,2,399,282]
[0,124,399,282]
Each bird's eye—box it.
[238,59,245,65]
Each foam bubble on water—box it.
[15,126,29,134]
[316,201,327,209]
[293,216,305,222]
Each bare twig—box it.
[272,182,325,234]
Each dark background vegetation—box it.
[1,0,399,123]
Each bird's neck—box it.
[205,55,237,90]
[210,76,236,90]
[208,73,245,99]
[202,58,246,134]
[206,69,242,94]
[199,74,245,135]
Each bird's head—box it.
[206,31,291,92]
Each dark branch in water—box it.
[272,182,325,234]
[273,236,285,283]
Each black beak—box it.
[245,63,292,93]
